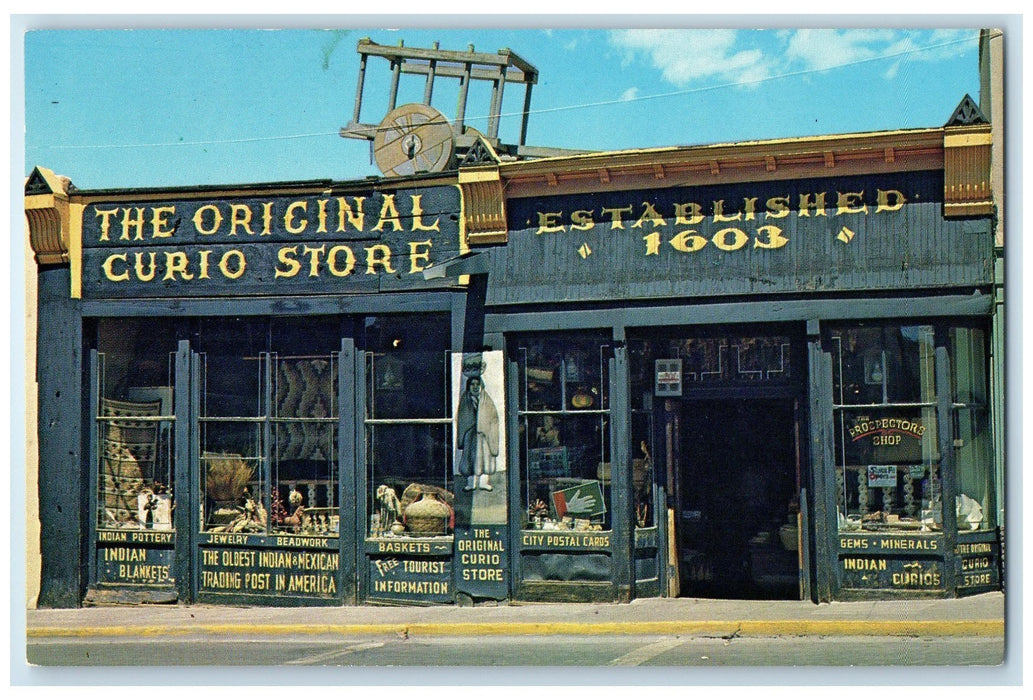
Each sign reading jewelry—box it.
[79,186,463,298]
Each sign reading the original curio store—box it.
[78,185,463,298]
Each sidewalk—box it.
[26,592,1005,639]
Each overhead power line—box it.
[34,34,976,153]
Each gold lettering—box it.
[632,201,667,229]
[712,200,742,222]
[536,211,565,234]
[229,204,255,236]
[754,225,789,249]
[94,207,119,242]
[261,202,273,235]
[876,189,907,213]
[197,250,212,279]
[743,197,758,221]
[219,250,246,279]
[163,251,194,281]
[102,253,129,282]
[193,204,223,235]
[837,191,867,215]
[284,201,308,234]
[669,230,707,253]
[336,197,365,232]
[765,196,791,219]
[408,240,433,273]
[373,194,403,232]
[601,205,634,229]
[302,245,326,277]
[327,245,356,277]
[151,206,177,238]
[365,244,396,274]
[133,252,158,281]
[711,227,749,251]
[410,195,440,231]
[316,199,329,233]
[643,232,661,256]
[798,193,827,217]
[275,246,302,278]
[674,202,704,225]
[570,210,594,231]
[121,207,147,241]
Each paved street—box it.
[18,592,1011,686]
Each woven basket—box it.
[404,493,451,536]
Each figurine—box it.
[376,484,401,529]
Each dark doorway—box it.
[677,399,801,599]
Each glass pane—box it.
[954,407,994,531]
[834,406,940,532]
[363,314,452,539]
[518,334,610,412]
[95,318,177,531]
[367,423,453,537]
[200,422,264,532]
[631,411,655,528]
[197,318,266,417]
[367,350,448,419]
[831,325,935,405]
[271,421,339,536]
[521,413,611,530]
[951,327,988,405]
[364,315,449,419]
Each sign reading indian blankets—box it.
[79,185,463,298]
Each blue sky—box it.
[23,24,984,190]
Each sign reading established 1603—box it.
[78,185,463,298]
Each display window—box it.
[196,317,341,537]
[950,327,995,532]
[363,314,454,539]
[94,319,178,531]
[515,333,612,531]
[831,323,993,534]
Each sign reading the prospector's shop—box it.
[78,186,462,298]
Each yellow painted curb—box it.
[27,619,1003,639]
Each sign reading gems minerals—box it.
[79,185,463,298]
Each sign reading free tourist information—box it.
[78,185,463,298]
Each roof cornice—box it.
[497,128,947,198]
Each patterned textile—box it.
[275,359,334,462]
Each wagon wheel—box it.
[373,103,455,177]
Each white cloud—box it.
[610,29,771,87]
[608,28,978,89]
[619,87,639,102]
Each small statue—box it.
[376,484,401,529]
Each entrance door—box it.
[629,324,808,601]
[677,398,801,599]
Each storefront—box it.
[27,110,1002,608]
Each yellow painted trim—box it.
[454,183,470,287]
[24,193,56,210]
[68,202,83,299]
[945,201,995,216]
[945,132,993,147]
[466,231,509,245]
[458,168,503,184]
[26,618,1004,639]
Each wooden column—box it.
[36,266,84,607]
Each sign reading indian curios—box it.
[78,186,463,298]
